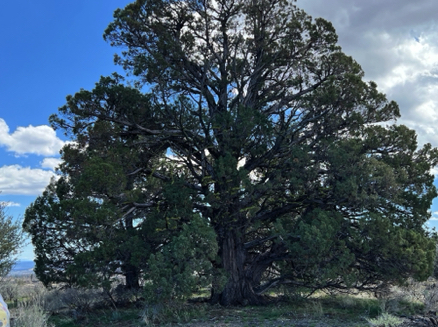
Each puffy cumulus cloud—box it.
[430,211,438,221]
[297,0,438,42]
[354,29,438,147]
[0,201,20,207]
[0,165,57,196]
[297,0,438,83]
[378,34,438,147]
[40,158,63,171]
[0,118,65,156]
[297,0,438,149]
[430,166,438,177]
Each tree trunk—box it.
[124,264,140,289]
[216,229,265,306]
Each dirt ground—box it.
[177,316,437,327]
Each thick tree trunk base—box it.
[212,228,270,306]
[209,292,267,306]
[210,280,268,306]
[124,269,140,290]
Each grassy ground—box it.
[46,293,422,327]
[1,275,432,327]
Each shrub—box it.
[13,300,52,327]
[366,312,404,327]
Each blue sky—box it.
[0,1,131,260]
[1,0,438,261]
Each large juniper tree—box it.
[25,0,438,305]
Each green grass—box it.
[47,293,424,327]
[4,275,428,326]
[49,308,142,327]
[34,289,426,327]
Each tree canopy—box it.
[0,201,24,278]
[24,0,438,305]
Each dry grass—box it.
[13,302,52,327]
[0,275,53,327]
[1,274,438,326]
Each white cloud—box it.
[40,158,62,170]
[0,118,65,156]
[431,167,438,177]
[0,165,57,196]
[296,1,438,151]
[0,201,20,207]
[371,31,438,147]
[429,211,438,221]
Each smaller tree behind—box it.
[0,200,24,277]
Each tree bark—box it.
[124,264,140,289]
[216,229,265,306]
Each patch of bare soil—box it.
[170,307,438,327]
[174,306,372,327]
[178,317,437,327]
[180,318,366,326]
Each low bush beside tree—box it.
[0,200,24,278]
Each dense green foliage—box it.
[0,201,24,277]
[24,0,438,305]
[24,108,217,295]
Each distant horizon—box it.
[11,260,34,270]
